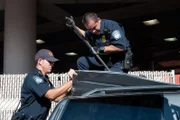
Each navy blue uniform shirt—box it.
[17,68,54,120]
[85,19,130,62]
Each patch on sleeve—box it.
[112,30,121,40]
[33,76,44,84]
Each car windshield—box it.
[59,95,163,120]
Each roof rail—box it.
[81,85,180,97]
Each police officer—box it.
[15,49,77,120]
[66,12,132,72]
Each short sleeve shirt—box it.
[18,69,54,119]
[85,19,130,50]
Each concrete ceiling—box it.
[0,0,180,73]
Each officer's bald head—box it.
[82,12,99,25]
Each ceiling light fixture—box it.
[143,19,160,26]
[164,37,177,42]
[65,52,77,56]
[36,39,45,44]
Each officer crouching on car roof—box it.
[66,12,133,73]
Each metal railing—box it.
[0,70,175,120]
[128,70,175,83]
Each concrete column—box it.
[4,0,36,73]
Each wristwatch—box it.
[99,46,105,53]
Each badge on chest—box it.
[101,35,106,43]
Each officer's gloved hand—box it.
[90,46,104,55]
[65,16,75,29]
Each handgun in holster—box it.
[11,113,25,120]
[122,47,133,70]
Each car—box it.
[48,70,180,120]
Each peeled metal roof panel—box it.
[71,70,175,96]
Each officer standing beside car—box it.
[12,49,77,120]
[66,12,133,72]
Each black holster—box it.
[11,113,25,120]
[122,47,133,70]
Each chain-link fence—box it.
[0,70,175,120]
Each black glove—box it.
[90,46,104,55]
[65,16,75,29]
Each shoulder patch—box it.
[33,76,44,84]
[112,30,121,40]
